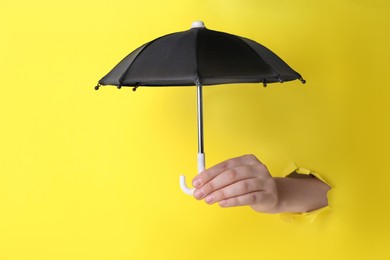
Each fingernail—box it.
[204,194,214,204]
[194,189,204,199]
[192,179,202,188]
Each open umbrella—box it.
[95,21,305,195]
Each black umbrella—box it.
[96,21,305,195]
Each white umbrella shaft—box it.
[180,81,206,195]
[196,82,206,173]
[197,82,204,154]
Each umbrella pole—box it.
[196,81,205,173]
[179,80,205,195]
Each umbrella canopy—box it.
[96,21,305,195]
[97,21,305,88]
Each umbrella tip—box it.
[191,20,205,29]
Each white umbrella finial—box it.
[191,21,205,29]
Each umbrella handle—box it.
[180,153,205,195]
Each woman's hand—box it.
[192,154,279,213]
[192,154,330,213]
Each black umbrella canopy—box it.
[97,21,305,88]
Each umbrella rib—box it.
[117,37,164,87]
[237,37,283,83]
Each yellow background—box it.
[1,0,389,259]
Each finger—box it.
[194,165,259,200]
[217,191,272,208]
[203,178,265,204]
[192,154,261,188]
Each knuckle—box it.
[250,192,261,204]
[205,181,215,193]
[219,161,230,171]
[243,154,262,165]
[214,189,226,200]
[243,180,252,192]
[254,163,269,176]
[196,173,207,185]
[241,180,252,193]
[243,154,257,161]
[226,168,238,182]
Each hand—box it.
[192,154,279,213]
[192,154,331,213]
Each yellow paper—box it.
[1,0,390,259]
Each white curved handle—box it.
[180,153,205,195]
[180,175,194,195]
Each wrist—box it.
[274,176,330,213]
